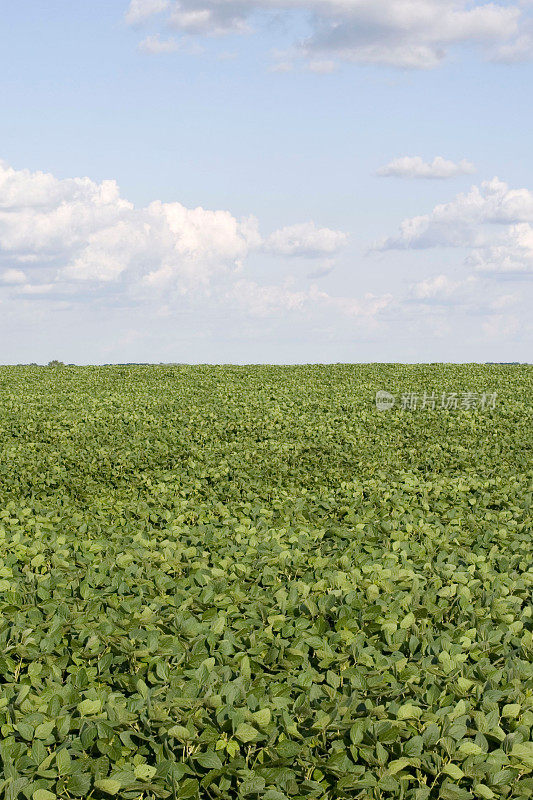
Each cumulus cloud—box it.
[466,224,533,275]
[167,2,251,36]
[0,159,259,290]
[402,271,528,348]
[482,313,521,339]
[490,293,517,310]
[18,283,55,295]
[306,59,337,74]
[376,177,533,278]
[410,274,479,305]
[125,0,170,25]
[226,279,392,318]
[377,178,533,248]
[377,156,475,179]
[0,268,26,285]
[0,160,378,325]
[491,17,533,62]
[410,273,475,300]
[139,34,181,53]
[266,222,348,257]
[126,1,533,69]
[307,260,335,279]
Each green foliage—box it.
[0,364,531,800]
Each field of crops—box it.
[0,364,531,800]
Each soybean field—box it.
[0,364,531,800]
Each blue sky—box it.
[1,0,532,363]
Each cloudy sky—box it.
[1,1,532,363]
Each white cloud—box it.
[0,160,369,324]
[307,260,335,279]
[332,291,394,318]
[410,273,475,300]
[407,273,526,324]
[0,159,261,289]
[377,177,533,247]
[125,1,533,69]
[269,60,294,73]
[7,159,528,354]
[375,178,533,284]
[491,16,533,62]
[490,293,517,310]
[139,34,181,53]
[226,279,392,318]
[0,268,26,285]
[0,160,126,211]
[377,156,475,179]
[125,0,170,25]
[306,59,337,74]
[402,269,528,345]
[466,224,533,274]
[482,313,521,339]
[167,3,251,36]
[266,221,348,257]
[17,283,55,295]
